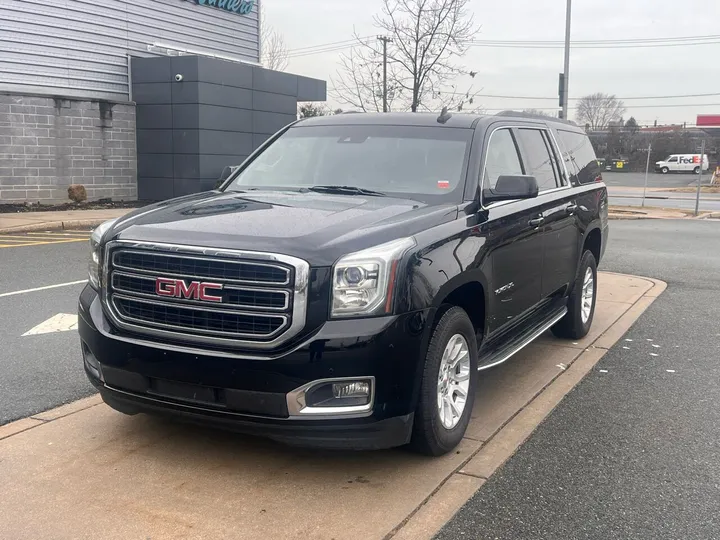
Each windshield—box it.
[224,124,473,203]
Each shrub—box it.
[68,184,87,203]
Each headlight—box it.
[331,237,415,318]
[88,218,118,289]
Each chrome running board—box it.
[477,307,568,371]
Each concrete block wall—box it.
[132,56,326,200]
[0,94,137,203]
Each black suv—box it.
[79,111,608,456]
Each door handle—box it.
[528,217,545,227]
[566,203,578,214]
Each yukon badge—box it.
[494,282,515,295]
[155,278,224,302]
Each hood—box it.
[109,190,458,266]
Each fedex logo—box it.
[679,156,701,164]
[155,278,224,302]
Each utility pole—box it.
[695,140,705,216]
[561,0,572,119]
[377,36,393,112]
[641,141,652,208]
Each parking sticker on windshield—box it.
[437,180,450,189]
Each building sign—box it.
[195,0,255,15]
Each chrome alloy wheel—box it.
[581,266,595,324]
[437,334,471,429]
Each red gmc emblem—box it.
[155,278,224,302]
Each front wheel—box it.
[661,166,669,174]
[409,307,478,456]
[552,250,598,340]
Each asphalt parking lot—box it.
[601,171,701,188]
[0,231,94,424]
[603,172,720,211]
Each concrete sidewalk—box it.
[0,208,130,233]
[0,273,665,540]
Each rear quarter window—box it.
[557,130,600,185]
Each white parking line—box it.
[0,280,87,299]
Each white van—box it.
[655,154,710,174]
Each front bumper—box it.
[78,285,431,450]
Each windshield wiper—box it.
[306,185,386,197]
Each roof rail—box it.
[494,110,578,127]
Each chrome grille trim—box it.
[102,240,309,351]
[111,294,289,339]
[112,249,291,286]
[110,270,291,311]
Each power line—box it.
[285,34,720,59]
[469,40,720,49]
[433,91,720,101]
[286,36,373,54]
[469,34,720,45]
[475,103,720,111]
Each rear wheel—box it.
[410,307,478,456]
[661,166,669,174]
[693,166,700,174]
[551,250,598,340]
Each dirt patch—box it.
[665,186,720,194]
[0,200,152,214]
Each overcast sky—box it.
[264,0,719,125]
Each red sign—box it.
[155,278,224,302]
[697,115,720,127]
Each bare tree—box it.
[576,93,627,131]
[330,39,403,112]
[260,5,288,71]
[332,0,479,113]
[298,103,329,118]
[522,109,553,117]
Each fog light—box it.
[290,377,375,415]
[332,381,370,399]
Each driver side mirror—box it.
[482,175,539,204]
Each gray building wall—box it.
[0,0,260,102]
[132,55,326,200]
[0,95,137,202]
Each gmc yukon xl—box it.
[79,111,608,456]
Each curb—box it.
[0,218,110,234]
[608,211,711,221]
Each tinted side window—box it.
[516,128,559,191]
[557,130,600,184]
[482,128,524,190]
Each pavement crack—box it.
[456,471,487,480]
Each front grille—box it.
[113,296,287,338]
[113,250,290,284]
[104,244,306,349]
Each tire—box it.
[661,167,669,174]
[551,250,598,340]
[693,166,700,174]
[409,306,479,456]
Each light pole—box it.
[561,0,571,120]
